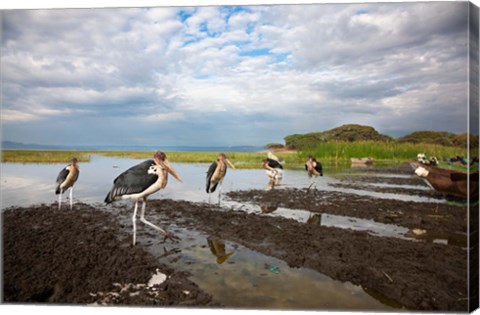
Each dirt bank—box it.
[2,203,215,306]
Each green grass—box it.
[2,141,476,170]
[298,141,473,164]
[1,150,92,163]
[95,151,305,169]
[0,149,305,169]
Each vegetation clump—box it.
[285,124,392,150]
[265,143,285,150]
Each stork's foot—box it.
[162,231,180,243]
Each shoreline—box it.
[1,149,412,169]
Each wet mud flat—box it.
[150,198,468,311]
[2,162,471,311]
[2,203,215,306]
[227,189,467,236]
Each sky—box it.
[0,0,476,147]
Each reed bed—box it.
[1,150,92,164]
[297,141,472,164]
[2,140,474,169]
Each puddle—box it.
[223,200,413,240]
[352,174,415,179]
[133,222,397,310]
[363,183,431,191]
[222,200,463,246]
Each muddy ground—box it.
[2,164,473,311]
[2,204,215,306]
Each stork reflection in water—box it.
[207,236,235,264]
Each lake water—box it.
[1,154,441,310]
[1,154,439,209]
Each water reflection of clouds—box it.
[1,175,54,208]
[224,199,411,240]
[1,175,45,189]
[151,226,388,310]
[1,155,442,209]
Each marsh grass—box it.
[2,141,474,169]
[1,150,92,163]
[297,141,472,164]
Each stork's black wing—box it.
[105,159,158,203]
[267,158,283,169]
[206,161,218,193]
[314,159,323,176]
[55,166,70,194]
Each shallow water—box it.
[0,155,451,244]
[1,155,445,309]
[1,155,443,209]
[133,221,399,310]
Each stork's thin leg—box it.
[307,177,315,191]
[313,176,318,195]
[69,187,73,210]
[208,193,211,204]
[58,189,63,210]
[139,199,167,235]
[132,200,139,246]
[218,182,223,206]
[310,176,317,190]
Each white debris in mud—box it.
[88,271,169,305]
[412,229,427,235]
[148,269,167,287]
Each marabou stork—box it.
[104,151,182,245]
[262,154,283,189]
[55,157,80,210]
[305,155,323,190]
[206,153,235,204]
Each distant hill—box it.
[284,124,392,150]
[282,125,478,150]
[1,141,67,150]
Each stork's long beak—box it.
[162,159,183,182]
[226,159,235,169]
[306,162,314,172]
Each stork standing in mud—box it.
[262,152,283,189]
[55,157,80,210]
[305,155,323,190]
[206,153,235,204]
[104,151,182,246]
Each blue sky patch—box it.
[355,9,369,15]
[239,48,270,57]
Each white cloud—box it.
[1,2,472,145]
[136,112,186,122]
[1,109,39,122]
